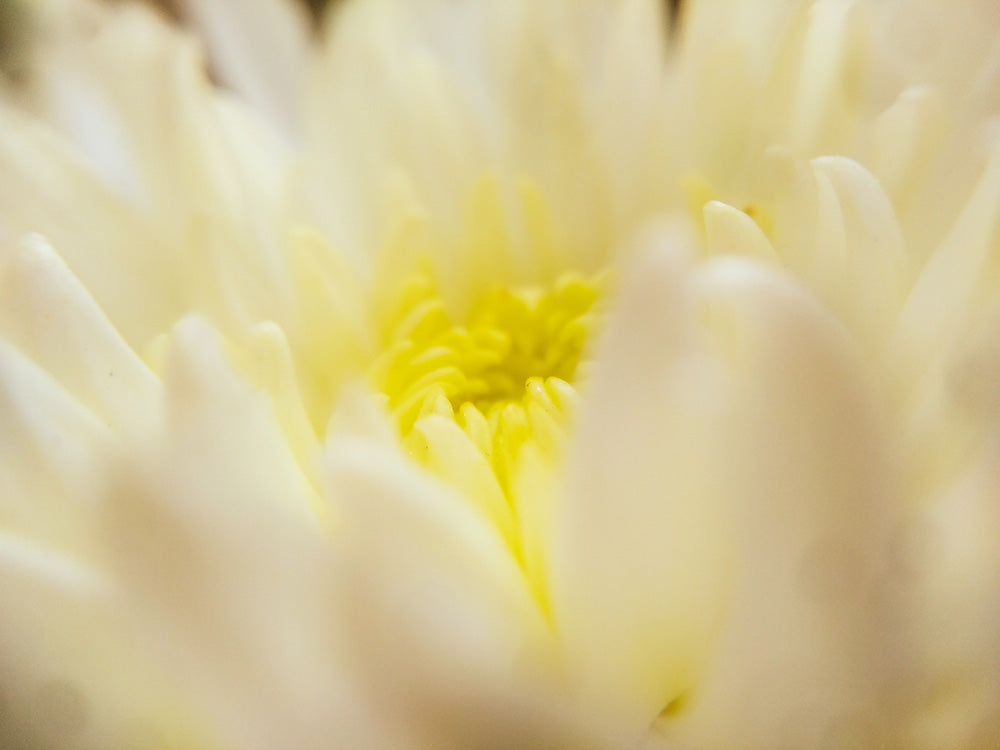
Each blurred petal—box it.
[549,232,732,732]
[0,235,158,435]
[323,400,561,748]
[179,0,311,140]
[0,338,112,556]
[0,532,204,750]
[0,106,179,344]
[673,257,899,749]
[905,433,1000,749]
[103,318,369,750]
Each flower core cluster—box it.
[371,268,603,499]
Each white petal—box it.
[903,433,1000,748]
[788,0,868,151]
[0,339,113,556]
[158,316,319,520]
[104,470,366,750]
[0,107,180,344]
[703,200,779,262]
[27,3,298,333]
[102,319,367,750]
[894,142,1000,372]
[0,235,159,435]
[323,419,555,748]
[549,233,733,733]
[179,0,311,140]
[245,321,322,485]
[808,155,908,348]
[30,4,201,218]
[0,532,204,749]
[870,85,947,209]
[673,258,898,749]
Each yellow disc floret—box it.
[370,269,604,501]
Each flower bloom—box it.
[1,0,1000,748]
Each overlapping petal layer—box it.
[0,1,999,749]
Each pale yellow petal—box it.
[703,200,779,263]
[0,339,112,557]
[549,233,732,731]
[323,428,555,748]
[179,0,311,139]
[0,107,180,344]
[673,257,898,749]
[0,532,206,750]
[102,320,367,750]
[0,235,159,435]
[903,433,1000,749]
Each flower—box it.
[1,0,1000,748]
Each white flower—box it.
[1,0,999,749]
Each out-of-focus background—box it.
[0,0,682,81]
[0,0,33,79]
[0,0,336,80]
[138,0,333,18]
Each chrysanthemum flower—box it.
[1,0,999,748]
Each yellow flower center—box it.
[370,269,604,499]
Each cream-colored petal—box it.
[179,0,311,140]
[671,257,898,749]
[0,107,180,345]
[245,321,322,486]
[0,532,206,750]
[104,468,370,750]
[703,200,779,263]
[101,319,371,750]
[873,0,1000,115]
[0,338,113,557]
[549,233,733,734]
[157,316,319,520]
[894,142,1000,373]
[0,532,112,747]
[901,432,1000,749]
[808,155,908,348]
[0,235,159,435]
[406,413,517,548]
[307,0,666,279]
[323,416,557,749]
[286,228,374,427]
[27,3,299,333]
[30,4,200,222]
[787,0,869,152]
[870,86,947,210]
[887,143,1000,492]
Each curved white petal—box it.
[323,404,560,748]
[870,86,947,209]
[306,0,666,275]
[101,317,369,750]
[0,338,112,556]
[157,316,319,520]
[703,200,779,263]
[0,532,204,750]
[0,235,159,435]
[179,0,311,140]
[549,233,733,734]
[0,106,180,344]
[903,432,1000,749]
[894,142,1000,372]
[22,3,299,335]
[672,257,899,749]
[808,155,908,349]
